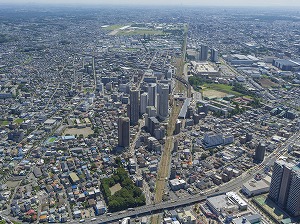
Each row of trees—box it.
[101,168,146,212]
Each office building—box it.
[170,166,177,180]
[166,67,175,80]
[202,132,234,148]
[174,119,181,135]
[146,106,157,117]
[140,92,148,115]
[147,83,157,107]
[254,142,266,162]
[269,160,300,216]
[129,87,139,126]
[118,117,130,148]
[148,116,160,136]
[286,171,300,216]
[200,45,209,61]
[157,83,169,120]
[246,133,253,142]
[210,48,219,62]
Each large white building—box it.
[242,179,270,197]
[203,132,234,148]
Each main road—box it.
[74,132,300,224]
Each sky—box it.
[0,0,300,7]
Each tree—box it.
[115,157,122,167]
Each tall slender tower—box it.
[210,48,219,62]
[269,160,300,216]
[200,45,208,61]
[254,142,266,162]
[140,92,148,115]
[286,172,300,216]
[129,87,139,126]
[147,83,157,108]
[157,83,169,120]
[118,117,130,148]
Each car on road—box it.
[91,218,97,221]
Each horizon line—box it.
[0,2,300,8]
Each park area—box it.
[109,183,122,196]
[101,167,145,212]
[201,83,242,99]
[45,137,58,144]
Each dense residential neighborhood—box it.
[0,4,299,224]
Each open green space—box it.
[101,167,145,212]
[202,83,243,96]
[47,137,57,143]
[102,24,127,30]
[0,120,9,126]
[14,118,24,124]
[117,29,164,36]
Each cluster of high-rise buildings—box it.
[197,45,218,62]
[269,160,300,217]
[118,79,171,148]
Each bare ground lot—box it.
[109,183,122,195]
[203,89,228,99]
[6,180,21,188]
[258,78,279,88]
[64,127,94,137]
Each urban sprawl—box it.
[0,5,300,224]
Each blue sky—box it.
[0,0,300,7]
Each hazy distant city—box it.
[0,4,299,224]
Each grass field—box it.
[0,120,9,126]
[201,83,243,96]
[14,118,24,124]
[102,24,126,30]
[47,137,57,143]
[117,29,164,36]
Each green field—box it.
[48,137,57,143]
[202,83,243,96]
[14,118,24,124]
[117,29,164,36]
[102,24,127,30]
[0,120,9,126]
